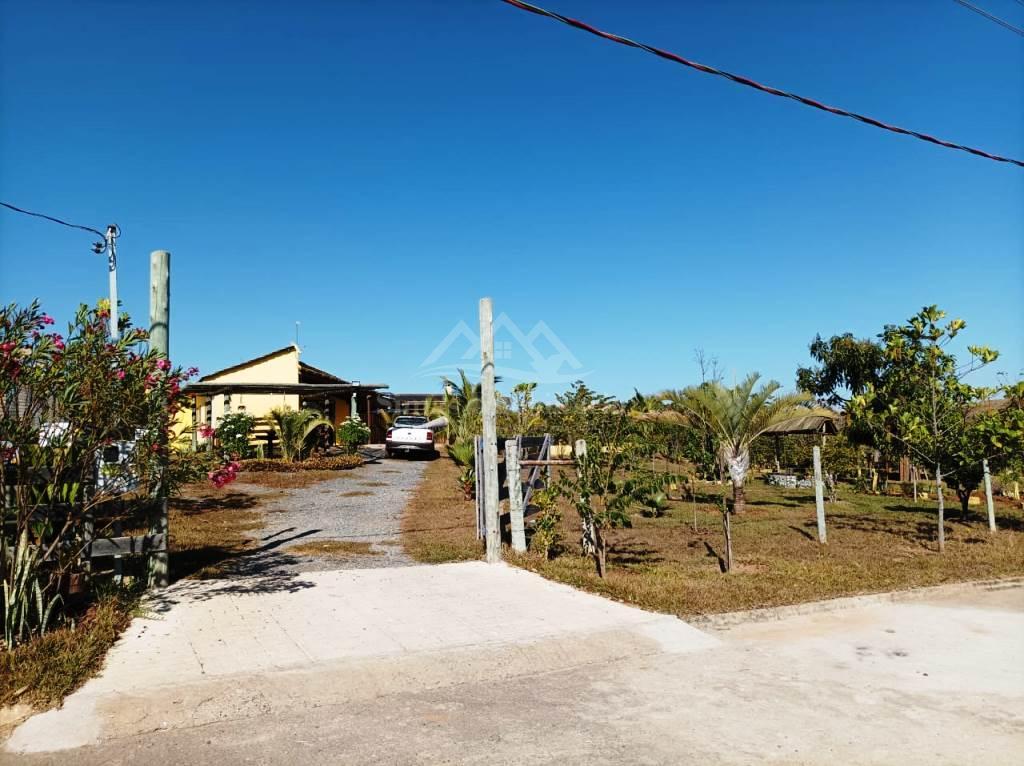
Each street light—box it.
[92,224,121,340]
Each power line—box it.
[953,0,1024,36]
[1,201,106,240]
[497,0,1024,169]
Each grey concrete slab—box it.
[5,578,1023,765]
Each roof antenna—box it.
[294,321,301,351]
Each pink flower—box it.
[116,370,126,380]
[50,334,65,351]
[40,314,55,325]
[207,463,238,489]
[155,358,171,371]
[198,425,215,439]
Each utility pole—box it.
[148,250,171,588]
[479,298,501,563]
[93,224,121,339]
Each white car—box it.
[385,416,438,459]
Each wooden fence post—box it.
[575,439,595,555]
[474,436,484,540]
[148,250,171,588]
[983,459,996,533]
[813,446,827,544]
[479,298,501,563]
[506,439,526,553]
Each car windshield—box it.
[394,416,428,427]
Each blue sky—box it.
[2,0,1021,401]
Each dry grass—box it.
[289,540,380,558]
[0,586,141,712]
[525,482,1024,615]
[168,484,271,579]
[405,471,1024,616]
[402,457,481,563]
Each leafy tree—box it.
[797,333,885,408]
[508,381,541,435]
[554,402,666,578]
[537,381,608,444]
[847,306,1017,548]
[269,407,330,461]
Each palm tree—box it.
[269,406,331,461]
[665,374,814,515]
[437,369,495,445]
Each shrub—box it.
[269,407,330,461]
[527,487,562,559]
[448,441,476,499]
[215,412,257,459]
[336,416,370,453]
[0,300,197,646]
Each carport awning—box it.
[184,382,388,396]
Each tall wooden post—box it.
[812,445,827,544]
[575,439,595,556]
[479,298,501,563]
[935,464,945,553]
[149,250,171,588]
[983,459,996,533]
[506,440,526,552]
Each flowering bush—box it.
[215,412,257,459]
[0,300,198,646]
[336,416,371,454]
[207,460,241,488]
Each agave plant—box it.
[2,529,62,648]
[269,407,332,461]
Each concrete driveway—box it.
[5,563,1022,765]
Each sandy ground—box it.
[4,564,1022,765]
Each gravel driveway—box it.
[223,457,428,575]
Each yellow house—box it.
[181,345,389,449]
